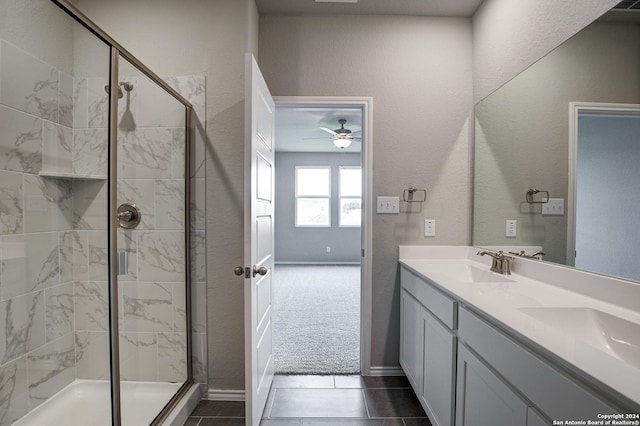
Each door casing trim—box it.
[273,95,374,375]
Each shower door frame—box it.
[50,1,195,425]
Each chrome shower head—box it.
[103,81,134,99]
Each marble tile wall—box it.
[0,34,207,424]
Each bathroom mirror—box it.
[473,7,640,283]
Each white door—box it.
[244,53,275,426]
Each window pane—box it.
[340,198,361,227]
[340,168,361,197]
[297,167,330,196]
[297,198,330,226]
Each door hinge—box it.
[362,249,365,257]
[245,267,251,278]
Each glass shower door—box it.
[114,54,189,425]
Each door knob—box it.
[234,266,245,276]
[253,266,268,277]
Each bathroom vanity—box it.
[399,246,640,426]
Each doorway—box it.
[568,102,640,282]
[272,97,373,375]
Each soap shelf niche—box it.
[38,171,107,180]
[525,188,549,204]
[403,186,427,203]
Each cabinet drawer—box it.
[458,307,620,421]
[401,266,457,329]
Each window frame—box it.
[339,166,362,228]
[295,165,332,227]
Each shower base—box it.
[14,380,183,426]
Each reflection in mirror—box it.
[473,6,640,283]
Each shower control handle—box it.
[117,203,141,229]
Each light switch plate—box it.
[542,198,564,215]
[377,196,399,214]
[506,220,517,237]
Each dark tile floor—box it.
[184,375,432,425]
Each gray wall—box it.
[275,152,361,263]
[576,116,640,282]
[260,15,474,368]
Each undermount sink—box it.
[518,307,640,369]
[427,263,515,283]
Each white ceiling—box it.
[275,107,362,153]
[255,0,485,17]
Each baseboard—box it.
[206,388,245,401]
[367,366,405,376]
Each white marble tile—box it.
[163,75,206,121]
[74,281,108,331]
[0,356,29,425]
[157,332,187,383]
[119,128,173,179]
[191,123,206,179]
[171,127,186,181]
[117,179,155,230]
[0,104,43,174]
[117,230,138,282]
[1,233,59,300]
[72,128,107,177]
[190,177,205,232]
[119,332,157,382]
[137,77,185,129]
[172,282,186,333]
[191,332,207,384]
[87,77,107,129]
[44,283,73,342]
[0,292,45,365]
[75,331,109,380]
[42,121,72,174]
[0,41,58,122]
[88,231,108,281]
[190,231,206,284]
[58,72,73,127]
[137,231,185,282]
[23,174,73,233]
[59,230,89,284]
[73,78,88,129]
[27,333,75,410]
[190,281,207,334]
[72,180,107,230]
[155,179,184,231]
[0,170,23,235]
[121,282,173,332]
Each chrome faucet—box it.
[477,250,513,275]
[509,250,545,260]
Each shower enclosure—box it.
[0,0,195,424]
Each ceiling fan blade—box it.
[319,127,338,136]
[303,137,332,140]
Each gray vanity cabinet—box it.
[455,343,527,426]
[400,267,457,426]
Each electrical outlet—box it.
[424,219,436,237]
[326,246,331,253]
[506,220,517,237]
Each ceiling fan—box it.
[316,118,361,149]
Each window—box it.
[339,166,362,227]
[296,166,331,226]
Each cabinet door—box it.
[400,289,422,391]
[421,310,456,426]
[455,344,527,426]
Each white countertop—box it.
[399,245,640,411]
